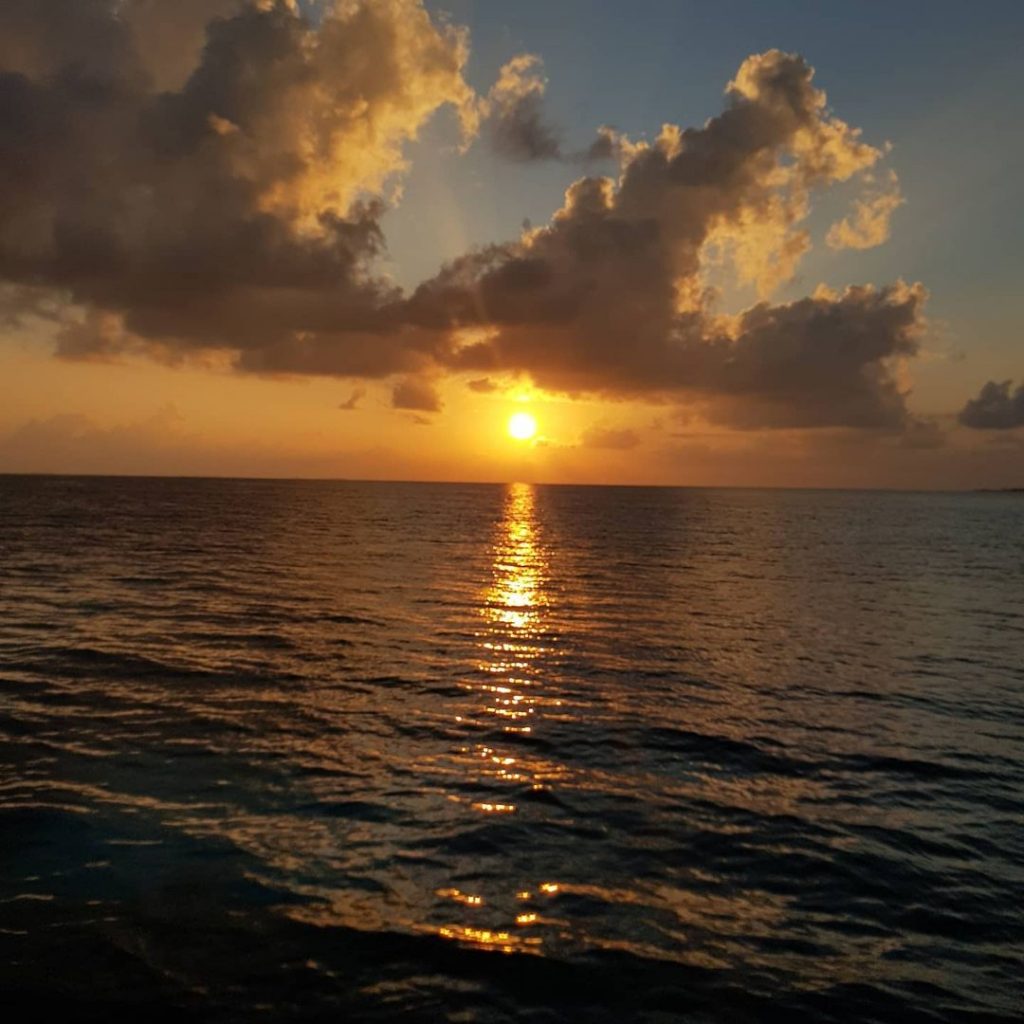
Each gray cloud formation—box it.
[0,13,934,433]
[958,380,1024,430]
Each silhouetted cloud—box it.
[583,126,622,162]
[484,55,561,161]
[959,380,1024,429]
[392,376,442,413]
[467,377,499,393]
[409,51,922,429]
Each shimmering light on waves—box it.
[472,801,516,814]
[436,924,543,955]
[434,484,556,942]
[6,479,1019,1011]
[436,888,484,907]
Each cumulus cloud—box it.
[827,170,904,250]
[0,24,929,435]
[0,0,474,372]
[121,0,247,91]
[409,51,923,429]
[958,380,1024,429]
[483,54,561,161]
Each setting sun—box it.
[507,411,538,441]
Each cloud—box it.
[898,416,947,449]
[584,126,622,162]
[827,170,904,250]
[410,51,923,429]
[581,425,641,450]
[483,54,561,162]
[0,0,474,371]
[958,380,1024,429]
[467,377,499,393]
[480,65,619,165]
[0,283,63,326]
[392,376,442,413]
[0,407,192,475]
[1,28,930,436]
[338,386,366,411]
[121,0,246,91]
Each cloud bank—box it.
[0,3,967,434]
[410,50,926,429]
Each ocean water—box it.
[1,476,1022,1023]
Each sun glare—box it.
[507,411,537,441]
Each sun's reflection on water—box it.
[434,482,564,953]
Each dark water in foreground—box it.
[1,476,1022,1022]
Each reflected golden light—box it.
[436,924,543,954]
[436,888,484,907]
[472,801,516,814]
[430,483,563,954]
[507,411,537,440]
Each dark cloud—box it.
[958,380,1024,430]
[0,0,473,371]
[392,376,442,413]
[0,22,932,435]
[467,377,499,393]
[410,51,922,429]
[0,283,63,327]
[485,55,561,162]
[583,126,621,162]
[482,60,620,165]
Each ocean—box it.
[1,476,1022,1022]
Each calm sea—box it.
[1,476,1022,1022]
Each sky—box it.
[0,0,1022,487]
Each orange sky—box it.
[0,0,1021,488]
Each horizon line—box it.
[1,470,1017,495]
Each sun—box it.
[507,411,537,441]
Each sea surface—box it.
[1,476,1022,1022]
